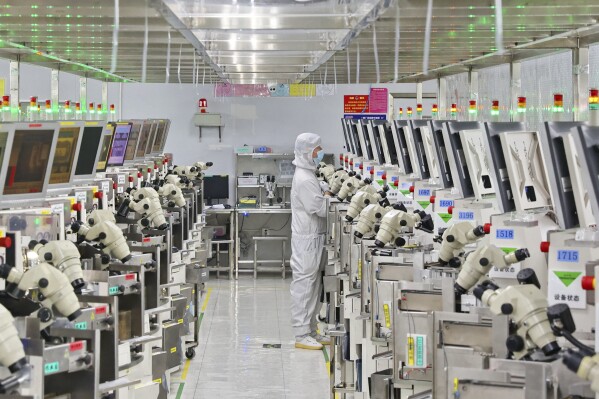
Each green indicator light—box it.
[491,110,500,116]
[468,109,477,114]
[35,218,40,225]
[517,108,526,113]
[44,362,59,375]
[74,321,87,329]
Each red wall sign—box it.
[344,95,369,114]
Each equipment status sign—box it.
[344,95,369,114]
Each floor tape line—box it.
[201,287,213,312]
[180,359,191,381]
[175,382,185,399]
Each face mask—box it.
[313,149,324,166]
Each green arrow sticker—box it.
[438,213,452,223]
[417,201,430,209]
[499,247,517,254]
[554,271,582,287]
[399,190,411,195]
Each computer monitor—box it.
[73,122,105,181]
[48,122,83,187]
[135,121,154,159]
[391,120,413,175]
[370,121,386,164]
[542,122,587,229]
[428,120,453,189]
[408,120,433,179]
[96,123,116,172]
[107,122,133,167]
[349,121,363,158]
[573,125,599,223]
[203,175,229,204]
[443,121,483,199]
[340,119,355,155]
[124,119,143,163]
[359,120,375,161]
[483,122,531,213]
[151,120,168,154]
[0,122,59,202]
[380,122,398,166]
[158,119,171,153]
[144,121,158,156]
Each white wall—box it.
[121,81,437,200]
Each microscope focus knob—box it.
[479,257,489,267]
[38,307,53,322]
[38,278,49,288]
[506,335,525,352]
[500,303,514,315]
[98,232,107,240]
[101,254,111,264]
[446,235,455,243]
[143,204,150,210]
[44,253,53,261]
[399,220,407,227]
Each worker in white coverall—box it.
[290,133,332,350]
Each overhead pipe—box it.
[393,0,400,83]
[495,0,504,53]
[422,0,433,75]
[356,42,360,84]
[372,25,380,83]
[141,3,148,83]
[165,30,171,83]
[110,0,120,73]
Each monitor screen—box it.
[135,122,153,159]
[124,121,142,161]
[96,123,115,172]
[144,122,158,156]
[0,132,8,176]
[4,129,55,195]
[371,122,386,164]
[152,121,167,153]
[107,123,132,167]
[429,120,453,189]
[393,121,413,174]
[49,126,80,185]
[382,124,398,165]
[74,125,104,177]
[203,175,229,202]
[350,123,363,157]
[360,122,375,161]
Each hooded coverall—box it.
[290,133,328,338]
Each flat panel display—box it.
[135,122,153,159]
[74,125,104,177]
[4,129,54,195]
[124,121,142,161]
[96,123,115,172]
[107,123,132,167]
[49,126,80,185]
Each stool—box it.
[253,236,288,279]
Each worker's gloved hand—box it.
[319,180,330,193]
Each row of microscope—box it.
[317,116,599,398]
[0,119,214,398]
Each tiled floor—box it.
[170,276,330,398]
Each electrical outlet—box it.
[262,228,269,236]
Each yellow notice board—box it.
[289,84,316,97]
[0,79,5,96]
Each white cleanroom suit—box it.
[290,133,328,341]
